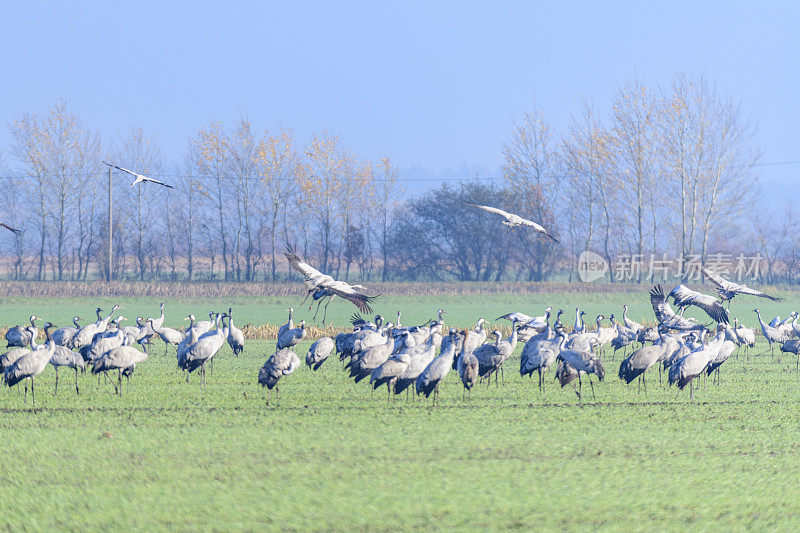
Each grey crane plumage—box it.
[520,324,561,392]
[393,332,442,396]
[5,315,39,348]
[277,320,306,350]
[92,345,148,394]
[348,327,396,383]
[706,339,736,382]
[148,318,185,355]
[416,329,458,404]
[618,328,672,393]
[701,266,781,304]
[457,330,480,394]
[49,345,85,395]
[72,305,121,348]
[474,321,519,384]
[181,313,228,386]
[278,308,294,339]
[0,222,21,235]
[621,305,643,334]
[556,333,605,400]
[226,308,245,355]
[258,347,301,405]
[306,337,335,370]
[84,317,127,363]
[668,284,729,324]
[650,285,706,331]
[52,316,81,347]
[285,246,379,319]
[103,161,174,188]
[754,308,789,354]
[668,325,726,400]
[467,202,559,242]
[4,323,55,405]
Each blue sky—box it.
[1,1,798,195]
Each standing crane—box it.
[4,322,55,406]
[258,347,301,405]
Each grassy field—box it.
[2,287,800,530]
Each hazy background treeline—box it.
[1,73,798,284]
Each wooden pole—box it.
[108,165,113,281]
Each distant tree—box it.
[502,100,562,281]
[10,101,101,280]
[373,157,404,281]
[394,181,517,281]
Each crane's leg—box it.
[300,288,313,308]
[538,368,542,393]
[689,380,694,402]
[590,377,596,401]
[643,374,647,397]
[118,371,123,396]
[54,367,59,395]
[312,298,324,321]
[75,368,80,395]
[23,382,27,403]
[202,363,207,389]
[322,296,336,325]
[637,376,641,395]
[31,378,35,407]
[267,388,271,406]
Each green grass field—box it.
[2,288,800,530]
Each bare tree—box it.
[373,157,404,281]
[189,121,231,280]
[502,100,562,281]
[257,128,300,280]
[10,101,101,280]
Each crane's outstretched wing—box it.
[134,175,174,189]
[701,266,781,301]
[0,223,21,235]
[467,203,512,219]
[351,313,370,328]
[284,247,327,284]
[517,218,560,243]
[103,161,173,188]
[103,161,140,178]
[700,266,736,292]
[327,281,379,314]
[650,285,705,331]
[668,285,729,324]
[733,286,782,301]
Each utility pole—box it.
[108,165,113,281]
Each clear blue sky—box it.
[1,1,798,195]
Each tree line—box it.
[1,74,798,284]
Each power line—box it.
[0,158,797,184]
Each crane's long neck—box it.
[442,339,457,361]
[557,335,567,351]
[755,310,766,328]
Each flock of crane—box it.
[1,209,797,407]
[1,305,246,404]
[2,272,797,406]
